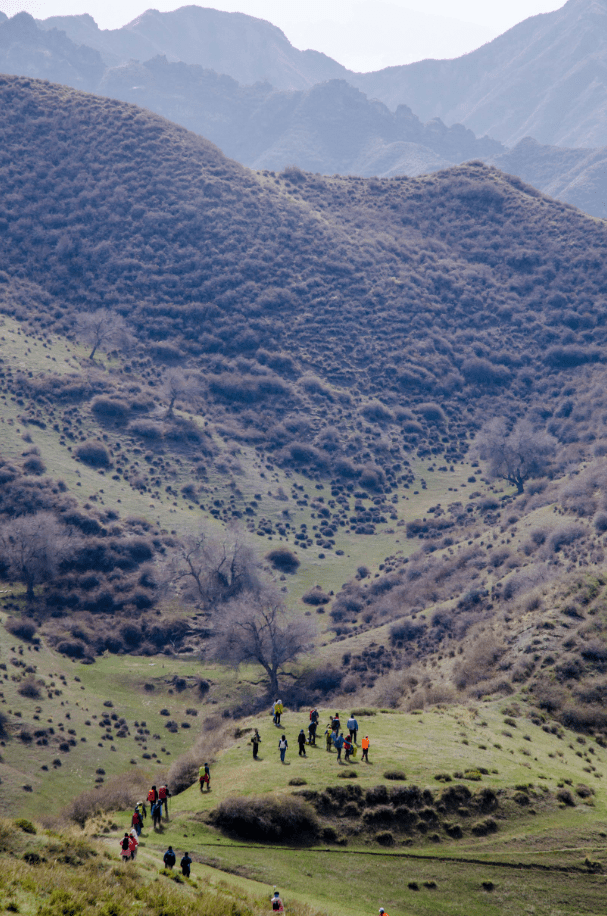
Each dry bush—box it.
[266,547,300,573]
[63,770,151,827]
[167,728,227,795]
[75,440,111,468]
[211,794,320,843]
[91,396,130,422]
[4,617,37,641]
[453,634,505,690]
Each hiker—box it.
[278,734,288,763]
[343,733,353,763]
[333,731,344,762]
[308,719,317,747]
[251,728,261,759]
[128,829,139,860]
[272,699,278,725]
[159,783,171,818]
[147,785,158,805]
[136,801,147,822]
[181,852,192,877]
[152,800,163,829]
[297,728,307,757]
[199,762,211,792]
[325,720,334,752]
[274,699,283,726]
[120,832,132,861]
[347,713,359,745]
[163,846,176,870]
[132,807,143,836]
[271,890,284,912]
[379,908,389,916]
[362,735,370,763]
[332,713,340,734]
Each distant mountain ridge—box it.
[36,5,348,89]
[34,0,607,150]
[352,0,607,148]
[2,6,607,217]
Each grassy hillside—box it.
[3,75,607,479]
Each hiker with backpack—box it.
[333,731,344,762]
[271,890,284,912]
[147,785,158,806]
[332,714,340,734]
[159,784,171,818]
[297,729,307,757]
[152,799,163,829]
[199,762,211,791]
[128,829,139,860]
[274,699,283,726]
[181,852,192,877]
[163,846,176,870]
[343,733,353,763]
[278,734,288,763]
[361,735,370,763]
[132,807,143,836]
[119,833,132,861]
[347,713,359,745]
[308,718,317,746]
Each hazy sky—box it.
[0,0,566,70]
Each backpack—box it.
[159,786,167,800]
[165,850,175,866]
[147,789,156,803]
[121,837,130,851]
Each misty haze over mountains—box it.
[2,1,607,217]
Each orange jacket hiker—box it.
[362,736,369,750]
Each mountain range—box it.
[32,0,607,149]
[2,3,607,217]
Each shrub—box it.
[556,788,576,807]
[18,678,41,699]
[75,440,111,468]
[471,817,498,836]
[5,618,37,641]
[417,402,446,424]
[362,805,394,826]
[64,771,150,826]
[384,770,407,781]
[22,455,46,475]
[127,419,163,440]
[211,795,320,844]
[302,588,330,606]
[375,831,395,846]
[14,819,36,834]
[91,397,130,422]
[390,620,426,645]
[365,785,389,806]
[288,778,307,786]
[266,547,300,574]
[360,400,393,423]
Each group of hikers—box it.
[262,708,371,764]
[120,784,170,861]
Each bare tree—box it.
[0,511,74,599]
[477,418,556,494]
[209,592,316,695]
[161,369,200,418]
[164,528,259,607]
[75,308,132,360]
